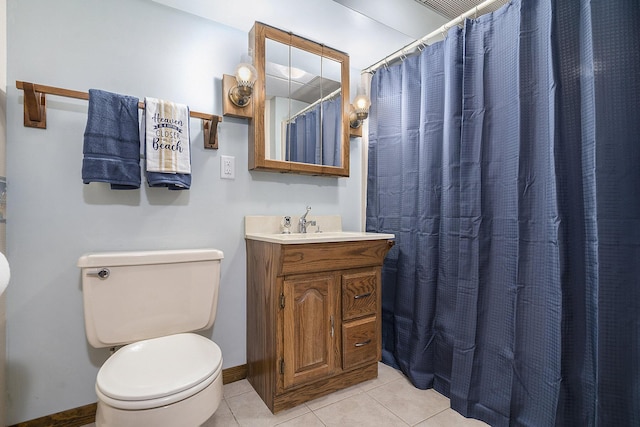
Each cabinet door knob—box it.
[354,292,372,300]
[354,339,372,348]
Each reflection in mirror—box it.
[284,54,342,166]
[250,22,350,177]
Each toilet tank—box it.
[78,249,224,348]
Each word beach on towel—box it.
[145,97,191,174]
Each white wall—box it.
[1,0,8,424]
[5,0,366,423]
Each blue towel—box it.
[82,89,141,189]
[146,171,191,190]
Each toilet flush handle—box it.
[86,268,110,280]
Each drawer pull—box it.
[354,292,372,300]
[354,339,372,348]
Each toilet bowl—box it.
[95,333,223,426]
[78,249,224,427]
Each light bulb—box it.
[237,66,252,82]
[351,89,371,127]
[354,94,370,111]
[235,62,257,86]
[229,61,257,108]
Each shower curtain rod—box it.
[287,88,341,123]
[363,0,506,74]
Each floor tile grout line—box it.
[303,386,366,412]
[275,409,328,427]
[306,394,410,427]
[308,370,405,410]
[223,380,256,400]
[362,377,458,427]
[364,386,414,426]
[409,406,451,427]
[222,396,243,426]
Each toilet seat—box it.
[96,333,222,410]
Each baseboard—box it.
[222,364,248,384]
[9,364,248,427]
[9,403,97,427]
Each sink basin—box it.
[244,215,394,244]
[245,231,395,244]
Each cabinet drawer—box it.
[280,240,392,276]
[342,270,378,321]
[342,317,378,369]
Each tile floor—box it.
[83,363,489,427]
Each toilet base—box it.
[95,373,222,427]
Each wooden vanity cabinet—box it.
[246,238,393,413]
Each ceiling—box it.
[333,0,511,69]
[413,0,509,20]
[151,0,510,71]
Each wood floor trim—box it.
[222,364,248,384]
[9,364,248,427]
[9,403,97,427]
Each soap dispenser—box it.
[282,216,292,234]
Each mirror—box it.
[249,22,350,177]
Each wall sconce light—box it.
[229,62,257,107]
[349,93,371,129]
[349,73,373,137]
[349,83,371,134]
[223,58,257,119]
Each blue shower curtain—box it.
[287,108,318,164]
[286,96,342,166]
[321,96,342,167]
[366,0,640,426]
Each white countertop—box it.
[245,231,395,244]
[244,215,394,244]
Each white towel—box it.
[144,97,191,174]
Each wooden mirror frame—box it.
[248,22,350,177]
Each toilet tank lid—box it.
[77,248,224,268]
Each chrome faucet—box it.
[298,206,316,233]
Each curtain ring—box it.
[417,37,427,51]
[474,6,479,19]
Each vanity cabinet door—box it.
[282,272,340,389]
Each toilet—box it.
[78,249,224,427]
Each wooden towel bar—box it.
[16,80,222,149]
